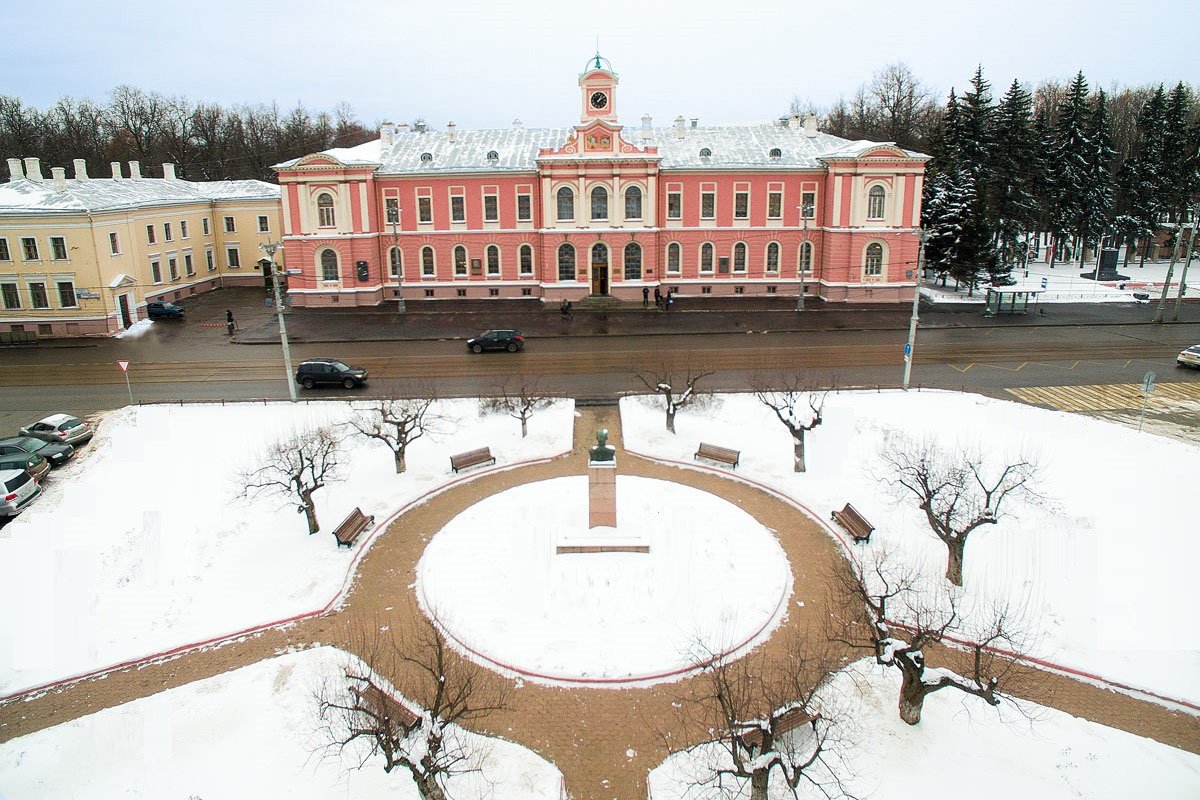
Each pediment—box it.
[538,121,658,159]
[293,154,345,168]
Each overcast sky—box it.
[4,0,1197,131]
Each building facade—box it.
[275,57,928,308]
[0,158,281,337]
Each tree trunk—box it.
[944,536,966,586]
[792,431,807,473]
[750,767,770,800]
[414,775,449,800]
[898,671,928,725]
[394,448,407,474]
[520,415,528,438]
[302,490,319,534]
[666,407,676,434]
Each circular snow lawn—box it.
[417,476,792,685]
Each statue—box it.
[589,428,615,462]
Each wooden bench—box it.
[694,442,740,469]
[737,708,819,749]
[351,681,421,734]
[450,446,495,473]
[831,502,874,543]
[333,506,374,548]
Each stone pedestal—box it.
[588,461,616,528]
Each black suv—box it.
[0,436,74,467]
[146,301,184,320]
[295,358,368,389]
[467,330,524,353]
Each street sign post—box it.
[117,360,132,404]
[1139,371,1156,432]
[903,342,912,363]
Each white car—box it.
[0,468,41,518]
[1177,345,1200,369]
[18,414,93,446]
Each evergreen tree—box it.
[1124,86,1167,264]
[1029,107,1058,261]
[1162,82,1197,221]
[1051,71,1093,264]
[990,79,1037,270]
[950,176,999,293]
[1081,89,1117,264]
[959,66,994,182]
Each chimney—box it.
[128,160,142,179]
[24,157,43,181]
[6,158,24,181]
[446,121,456,143]
[788,114,803,130]
[690,118,699,129]
[110,161,123,179]
[804,113,818,138]
[674,116,686,139]
[51,167,67,190]
[73,158,89,180]
[379,121,396,146]
[414,121,427,133]
[163,163,177,180]
[512,118,523,130]
[641,114,653,140]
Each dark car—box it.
[295,358,368,389]
[146,301,184,321]
[0,451,50,485]
[0,436,74,467]
[467,329,524,353]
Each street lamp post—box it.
[797,202,813,312]
[259,240,297,402]
[390,209,406,313]
[902,229,928,391]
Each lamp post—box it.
[902,229,928,391]
[259,240,297,402]
[389,207,406,313]
[797,201,813,311]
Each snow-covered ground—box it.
[0,399,573,696]
[647,658,1200,800]
[621,390,1199,706]
[0,647,564,799]
[418,476,791,683]
[922,257,1200,304]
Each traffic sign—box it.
[1040,277,1048,289]
[117,360,129,373]
[1142,371,1156,394]
[903,343,912,357]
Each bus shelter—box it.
[983,285,1043,316]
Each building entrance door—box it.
[118,294,132,329]
[590,243,609,295]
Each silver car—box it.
[19,414,93,446]
[1177,345,1200,370]
[0,468,41,517]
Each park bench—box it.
[350,681,422,734]
[694,442,740,469]
[450,446,495,473]
[333,506,374,548]
[737,708,819,748]
[831,502,874,543]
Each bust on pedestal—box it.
[588,428,616,528]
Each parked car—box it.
[1177,344,1200,369]
[467,329,524,353]
[0,452,50,485]
[294,358,369,389]
[146,301,184,320]
[0,436,74,467]
[19,413,93,446]
[0,468,41,518]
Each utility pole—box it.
[902,229,928,391]
[1171,203,1199,322]
[1153,216,1191,324]
[260,240,297,402]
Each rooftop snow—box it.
[0,177,280,215]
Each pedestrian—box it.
[666,288,674,312]
[565,299,573,319]
[642,286,649,307]
[226,308,235,335]
[653,285,662,309]
[560,299,569,320]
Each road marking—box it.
[1007,381,1200,412]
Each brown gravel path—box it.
[1,405,1197,799]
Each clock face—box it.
[590,91,608,110]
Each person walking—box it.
[565,299,573,319]
[653,285,662,309]
[225,309,236,335]
[642,286,649,307]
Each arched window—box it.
[389,246,403,279]
[591,186,609,221]
[557,187,574,221]
[625,186,642,220]
[766,242,780,273]
[733,242,747,273]
[769,148,782,159]
[624,242,642,280]
[799,241,813,273]
[867,185,886,220]
[320,248,339,281]
[865,242,884,275]
[421,245,436,276]
[420,152,433,163]
[316,193,335,227]
[486,150,499,162]
[453,245,467,276]
[519,244,534,275]
[700,242,714,273]
[486,244,500,275]
[558,243,575,281]
[699,147,712,158]
[666,242,681,274]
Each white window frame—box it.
[418,196,433,224]
[421,246,436,277]
[180,220,189,239]
[226,245,241,269]
[205,247,215,271]
[21,237,39,261]
[734,191,749,220]
[450,194,466,223]
[666,242,681,274]
[316,194,336,228]
[700,242,714,273]
[623,242,642,280]
[28,280,49,309]
[50,236,67,261]
[516,193,532,222]
[146,224,156,245]
[320,248,339,281]
[799,242,813,274]
[389,246,403,279]
[483,193,499,223]
[453,245,468,277]
[202,217,211,236]
[224,215,236,233]
[767,191,783,219]
[733,242,747,273]
[1,282,20,309]
[486,244,501,276]
[624,185,643,221]
[867,186,886,220]
[56,280,77,308]
[590,185,609,221]
[864,242,884,276]
[151,260,162,283]
[257,215,270,233]
[164,222,173,242]
[667,191,682,220]
[519,243,534,275]
[168,255,179,281]
[0,237,10,261]
[765,242,780,274]
[700,191,715,220]
[557,243,575,281]
[556,186,575,222]
[108,232,120,255]
[185,252,195,276]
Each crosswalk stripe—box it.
[1006,381,1200,412]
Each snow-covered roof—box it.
[275,123,927,176]
[0,177,280,215]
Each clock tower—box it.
[579,53,618,124]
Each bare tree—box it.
[635,364,714,434]
[314,614,512,799]
[754,380,826,472]
[240,426,342,534]
[344,398,445,473]
[478,377,556,438]
[876,435,1042,586]
[869,62,936,149]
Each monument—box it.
[588,428,616,528]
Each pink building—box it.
[274,57,928,307]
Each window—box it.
[624,242,642,280]
[699,147,712,158]
[385,198,399,225]
[453,245,467,277]
[164,222,172,242]
[867,186,885,220]
[734,192,749,219]
[450,195,465,223]
[29,282,48,309]
[590,186,608,221]
[700,242,714,273]
[180,220,189,239]
[557,243,575,281]
[226,246,241,268]
[317,194,335,227]
[733,242,747,273]
[418,197,432,223]
[421,246,436,276]
[202,217,210,236]
[0,238,9,260]
[224,216,235,233]
[801,191,816,219]
[21,238,38,260]
[486,244,500,275]
[700,191,715,219]
[517,193,532,222]
[50,236,67,260]
[624,186,642,220]
[167,257,177,280]
[667,191,682,220]
[667,242,681,274]
[146,224,156,244]
[57,281,76,308]
[389,247,403,278]
[556,187,574,221]
[185,253,195,276]
[799,242,813,273]
[206,248,215,271]
[486,150,499,162]
[865,242,884,275]
[420,152,433,163]
[769,148,782,158]
[519,244,533,275]
[257,215,269,233]
[151,260,162,283]
[766,242,780,273]
[1,283,19,309]
[320,249,339,281]
[483,194,499,222]
[768,191,782,219]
